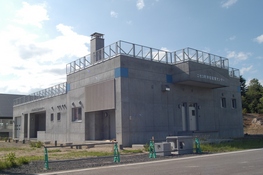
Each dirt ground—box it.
[243,113,263,135]
[0,141,118,160]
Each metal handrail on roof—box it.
[66,40,238,77]
[13,82,67,106]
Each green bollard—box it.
[113,143,120,163]
[44,147,49,170]
[149,140,156,158]
[195,138,202,154]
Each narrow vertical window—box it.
[57,112,61,121]
[51,113,54,121]
[232,99,237,109]
[221,98,226,108]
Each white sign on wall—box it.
[197,74,224,82]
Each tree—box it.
[240,76,248,111]
[246,79,263,113]
[240,75,247,96]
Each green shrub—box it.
[30,141,43,148]
[17,157,29,165]
[0,160,7,170]
[36,141,43,148]
[242,108,247,114]
[143,143,149,152]
[5,152,17,166]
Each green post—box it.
[195,138,202,154]
[113,142,120,163]
[149,140,156,158]
[44,147,49,170]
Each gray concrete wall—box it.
[13,94,68,142]
[13,53,243,146]
[117,56,243,146]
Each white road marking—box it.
[38,148,263,175]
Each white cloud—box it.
[14,2,49,28]
[126,20,132,25]
[160,47,169,51]
[110,11,118,18]
[240,65,253,75]
[226,51,251,61]
[229,35,236,41]
[137,0,145,10]
[0,3,90,94]
[221,0,238,8]
[254,34,263,44]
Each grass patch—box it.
[30,141,43,148]
[0,147,29,152]
[121,149,144,154]
[49,151,114,159]
[48,149,62,153]
[201,138,263,153]
[22,155,43,162]
[0,153,33,171]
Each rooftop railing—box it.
[229,67,240,78]
[173,47,229,69]
[66,41,237,76]
[14,82,67,106]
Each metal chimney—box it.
[90,32,104,64]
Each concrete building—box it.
[13,33,243,146]
[0,94,24,138]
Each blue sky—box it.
[0,0,262,94]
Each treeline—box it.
[240,76,263,114]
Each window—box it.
[192,110,195,116]
[51,113,54,121]
[221,98,226,108]
[57,112,61,121]
[72,107,82,122]
[232,99,237,109]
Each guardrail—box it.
[43,142,120,170]
[13,82,67,106]
[174,47,229,69]
[66,41,238,78]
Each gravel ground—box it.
[0,153,199,175]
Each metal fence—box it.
[66,41,238,77]
[173,47,229,69]
[14,82,67,106]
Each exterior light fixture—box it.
[79,101,82,105]
[162,84,170,92]
[72,102,75,106]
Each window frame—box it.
[221,97,226,108]
[57,112,61,121]
[51,113,54,122]
[232,98,237,109]
[72,107,82,122]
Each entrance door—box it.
[24,114,28,138]
[14,117,21,138]
[181,103,187,131]
[189,106,197,131]
[181,103,197,131]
